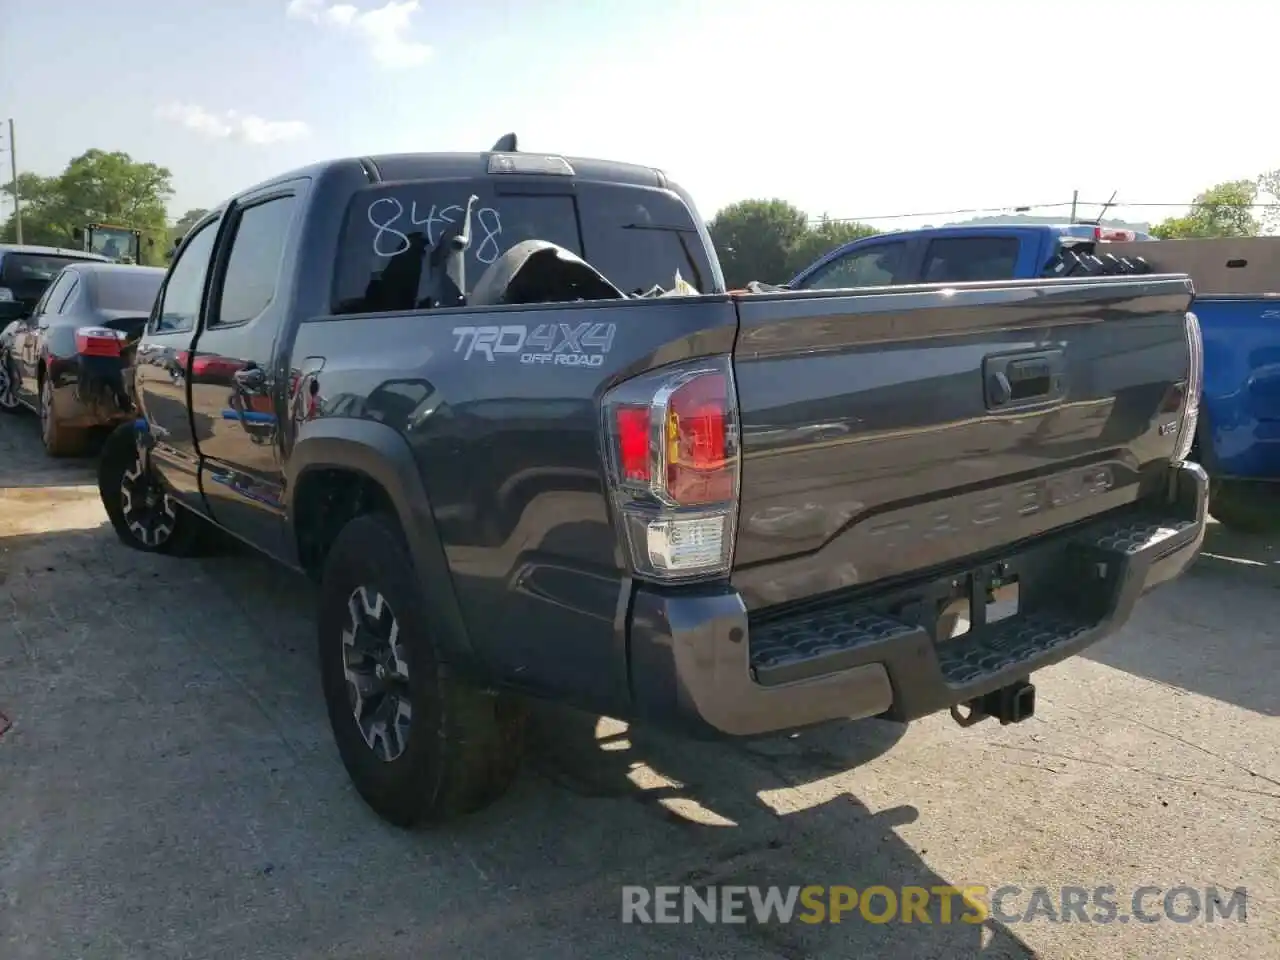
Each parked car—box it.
[97,139,1205,827]
[0,243,111,327]
[0,261,164,455]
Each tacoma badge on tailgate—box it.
[864,464,1115,548]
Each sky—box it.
[3,0,1279,231]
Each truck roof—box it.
[211,149,669,212]
[869,222,1151,242]
[0,243,112,261]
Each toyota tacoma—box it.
[97,135,1208,827]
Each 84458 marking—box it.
[452,322,616,367]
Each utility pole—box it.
[6,118,21,244]
[1069,189,1078,224]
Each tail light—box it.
[75,326,127,357]
[1174,311,1203,461]
[601,356,740,581]
[1094,227,1138,242]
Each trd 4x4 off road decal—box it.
[451,322,616,366]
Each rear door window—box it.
[55,276,81,313]
[213,195,297,327]
[33,271,74,316]
[921,236,1020,283]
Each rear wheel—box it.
[0,352,20,414]
[98,422,204,554]
[318,513,525,827]
[1209,478,1280,535]
[39,373,89,457]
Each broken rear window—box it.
[330,180,712,314]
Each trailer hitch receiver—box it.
[950,679,1036,727]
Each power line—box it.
[804,198,1280,226]
[1079,200,1280,209]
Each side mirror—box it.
[71,227,84,244]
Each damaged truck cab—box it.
[99,137,1207,827]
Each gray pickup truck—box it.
[98,136,1208,827]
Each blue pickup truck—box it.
[788,223,1151,291]
[789,225,1278,532]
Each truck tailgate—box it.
[730,275,1195,609]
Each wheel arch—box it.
[286,418,478,669]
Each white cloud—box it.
[155,103,311,145]
[286,0,432,69]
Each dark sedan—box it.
[0,262,165,456]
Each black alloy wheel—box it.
[342,585,413,763]
[119,449,178,547]
[0,355,18,412]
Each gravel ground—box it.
[1,413,1277,959]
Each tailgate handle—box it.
[985,351,1064,409]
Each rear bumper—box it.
[627,461,1208,737]
[49,357,132,428]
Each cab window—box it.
[922,236,1020,283]
[152,219,220,334]
[802,242,906,290]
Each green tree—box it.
[709,199,810,288]
[169,207,211,253]
[1151,180,1260,239]
[173,207,209,235]
[1256,168,1280,235]
[2,150,175,264]
[785,215,879,278]
[0,172,65,246]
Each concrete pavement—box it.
[1,415,1276,959]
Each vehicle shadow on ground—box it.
[0,523,1039,958]
[1082,522,1280,717]
[511,703,1038,957]
[0,413,104,488]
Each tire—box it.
[318,512,525,827]
[39,373,89,457]
[0,352,20,414]
[1209,478,1280,535]
[97,422,204,555]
